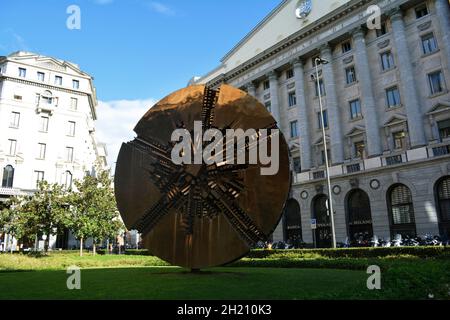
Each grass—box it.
[0,251,449,300]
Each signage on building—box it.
[295,0,312,19]
[311,218,317,229]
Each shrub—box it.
[247,246,450,259]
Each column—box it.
[320,44,344,164]
[435,0,450,72]
[292,58,312,171]
[352,27,382,156]
[246,81,256,98]
[268,71,281,124]
[390,8,426,147]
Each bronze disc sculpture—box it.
[114,84,290,269]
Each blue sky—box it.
[1,0,280,101]
[1,0,281,167]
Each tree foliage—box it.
[1,169,124,255]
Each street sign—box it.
[311,218,317,229]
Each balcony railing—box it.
[312,170,325,180]
[294,144,450,184]
[432,145,450,156]
[385,155,403,166]
[346,163,361,173]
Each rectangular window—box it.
[286,69,294,79]
[37,72,45,82]
[349,99,362,119]
[8,139,17,156]
[263,80,270,90]
[321,149,331,165]
[386,86,401,108]
[293,157,301,173]
[422,33,438,55]
[40,116,49,132]
[264,101,271,113]
[342,41,352,53]
[70,97,78,110]
[34,171,45,188]
[72,79,79,89]
[67,121,76,137]
[318,110,328,129]
[415,4,429,19]
[290,120,298,138]
[18,67,26,78]
[428,71,445,95]
[55,76,62,86]
[345,66,357,84]
[393,131,406,149]
[288,91,297,107]
[14,95,22,100]
[37,143,46,160]
[10,112,20,128]
[376,23,387,37]
[381,51,395,70]
[66,147,74,162]
[354,141,366,159]
[438,119,450,141]
[315,79,326,96]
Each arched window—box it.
[283,199,302,246]
[312,194,331,248]
[2,165,14,188]
[346,189,373,245]
[388,184,416,237]
[42,90,53,104]
[436,176,450,238]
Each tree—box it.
[22,181,69,253]
[0,196,29,253]
[68,169,123,256]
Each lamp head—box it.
[315,57,329,65]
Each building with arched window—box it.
[436,177,450,238]
[387,184,416,237]
[0,51,108,250]
[193,0,450,245]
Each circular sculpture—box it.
[114,84,290,269]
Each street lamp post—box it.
[314,57,337,249]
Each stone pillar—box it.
[292,58,312,171]
[320,44,344,164]
[390,8,426,147]
[435,0,450,71]
[268,71,281,124]
[246,81,256,98]
[352,27,382,156]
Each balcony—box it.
[0,187,22,196]
[385,155,403,166]
[294,143,450,184]
[432,145,450,156]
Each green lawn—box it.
[0,251,449,300]
[0,266,373,300]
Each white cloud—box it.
[147,1,175,16]
[95,98,157,172]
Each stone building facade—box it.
[0,51,108,250]
[193,0,450,246]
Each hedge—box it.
[247,246,450,259]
